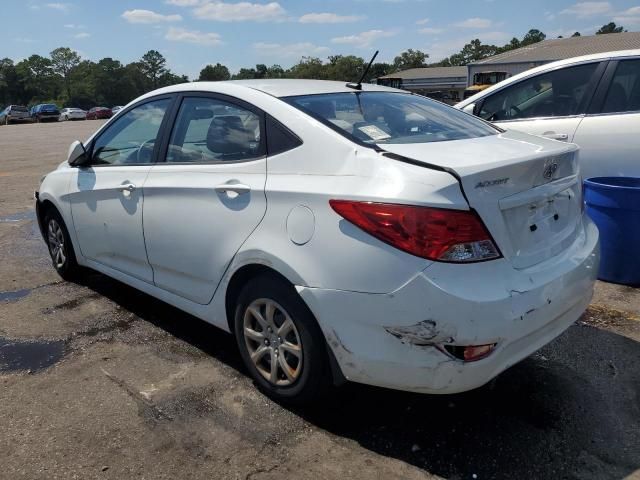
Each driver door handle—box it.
[116,183,136,192]
[543,132,569,141]
[214,183,251,195]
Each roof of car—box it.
[150,79,402,98]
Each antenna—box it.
[347,50,379,90]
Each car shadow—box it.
[76,272,640,480]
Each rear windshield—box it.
[42,104,58,109]
[285,91,498,145]
[10,105,28,112]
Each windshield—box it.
[11,105,28,112]
[285,91,498,145]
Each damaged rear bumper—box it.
[298,217,599,394]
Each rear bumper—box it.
[6,116,32,122]
[299,215,599,394]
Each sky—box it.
[3,0,640,79]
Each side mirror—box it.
[67,140,88,166]
[462,103,476,115]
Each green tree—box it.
[266,64,285,78]
[521,29,546,46]
[139,50,168,89]
[596,22,625,34]
[198,63,230,81]
[287,57,327,79]
[393,49,428,71]
[326,55,366,81]
[15,55,59,103]
[50,47,81,100]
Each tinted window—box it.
[166,97,263,163]
[601,59,640,114]
[266,115,302,156]
[91,98,170,166]
[478,62,600,121]
[286,91,497,145]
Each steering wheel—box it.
[136,139,156,163]
[509,105,522,118]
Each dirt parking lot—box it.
[0,120,639,480]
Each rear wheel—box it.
[43,208,82,281]
[234,273,331,404]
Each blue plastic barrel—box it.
[584,177,640,286]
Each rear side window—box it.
[478,62,600,121]
[166,96,264,163]
[286,91,497,145]
[601,59,640,114]
[266,115,302,156]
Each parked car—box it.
[86,107,112,120]
[31,103,61,123]
[456,49,640,179]
[35,80,599,403]
[111,106,124,115]
[0,105,32,125]
[59,108,87,121]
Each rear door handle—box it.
[116,183,136,192]
[543,132,569,141]
[214,182,251,195]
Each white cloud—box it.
[166,26,222,45]
[45,3,70,12]
[331,29,395,47]
[299,13,363,24]
[165,0,202,5]
[193,1,286,22]
[73,32,90,39]
[560,2,612,18]
[253,42,330,58]
[418,27,444,34]
[613,6,640,25]
[415,18,429,25]
[122,9,182,24]
[453,17,493,28]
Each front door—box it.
[68,97,173,283]
[476,61,604,142]
[142,94,267,304]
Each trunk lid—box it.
[379,130,582,269]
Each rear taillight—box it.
[329,200,501,263]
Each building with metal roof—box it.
[376,66,467,103]
[467,31,640,87]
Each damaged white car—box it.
[35,80,599,403]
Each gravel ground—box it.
[0,120,638,480]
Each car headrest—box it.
[207,115,255,156]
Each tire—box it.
[43,208,82,281]
[5,117,9,126]
[234,273,331,404]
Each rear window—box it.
[10,106,28,112]
[285,91,497,146]
[41,104,58,109]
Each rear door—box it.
[475,61,606,142]
[68,96,173,282]
[573,56,640,179]
[142,93,267,304]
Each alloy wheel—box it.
[47,218,66,269]
[243,298,303,386]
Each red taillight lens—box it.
[330,200,501,263]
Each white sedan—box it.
[35,80,599,403]
[456,49,640,180]
[59,108,87,121]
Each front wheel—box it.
[43,209,82,281]
[234,273,331,404]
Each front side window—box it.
[601,59,640,114]
[91,98,170,166]
[166,97,263,163]
[478,62,600,121]
[286,91,497,145]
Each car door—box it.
[572,57,640,180]
[68,96,173,283]
[142,93,267,304]
[474,61,606,142]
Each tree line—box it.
[0,22,627,109]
